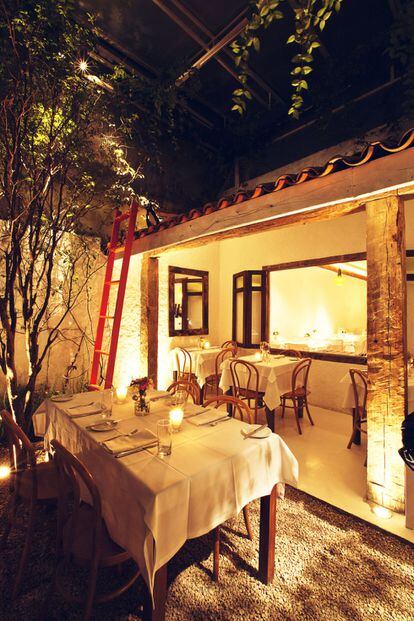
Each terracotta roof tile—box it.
[134,128,414,240]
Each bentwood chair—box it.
[0,409,58,599]
[203,396,254,581]
[167,379,201,404]
[221,340,238,350]
[347,369,368,449]
[174,347,197,382]
[280,358,314,435]
[46,440,140,621]
[203,346,237,400]
[229,359,262,423]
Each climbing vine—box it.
[231,0,343,118]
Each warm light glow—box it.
[371,504,393,519]
[334,268,344,286]
[254,352,262,361]
[203,341,210,349]
[77,59,89,73]
[116,385,128,403]
[0,465,11,480]
[169,407,184,431]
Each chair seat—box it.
[63,503,130,566]
[17,461,58,500]
[280,386,309,400]
[205,373,220,385]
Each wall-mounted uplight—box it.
[334,268,344,286]
[0,465,11,479]
[371,504,392,520]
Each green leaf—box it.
[287,34,296,44]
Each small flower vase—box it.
[133,391,150,416]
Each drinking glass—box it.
[157,419,172,456]
[171,389,187,407]
[100,389,113,419]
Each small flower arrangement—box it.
[130,377,151,394]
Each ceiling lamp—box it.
[334,268,344,286]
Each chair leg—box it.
[293,400,302,435]
[347,422,360,449]
[305,399,314,426]
[13,499,36,599]
[281,398,285,418]
[213,526,220,582]
[83,557,99,621]
[242,505,253,541]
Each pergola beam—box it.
[152,0,281,108]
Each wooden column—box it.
[366,194,407,513]
[140,255,159,385]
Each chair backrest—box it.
[167,380,201,404]
[221,340,237,351]
[281,350,303,359]
[229,359,260,408]
[50,439,102,563]
[0,409,37,495]
[349,368,368,413]
[203,395,254,424]
[175,347,192,379]
[291,358,312,393]
[214,347,237,378]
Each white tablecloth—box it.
[219,355,297,411]
[340,370,414,412]
[173,347,222,386]
[42,391,298,599]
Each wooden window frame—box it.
[168,266,209,336]
[232,270,267,348]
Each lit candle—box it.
[116,385,128,403]
[169,407,184,432]
[254,352,262,362]
[203,341,210,349]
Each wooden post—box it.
[366,194,407,513]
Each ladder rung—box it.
[95,349,110,356]
[99,315,114,319]
[105,280,120,285]
[115,211,130,223]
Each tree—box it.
[0,0,134,430]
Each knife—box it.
[185,409,206,419]
[243,423,267,439]
[200,415,229,426]
[114,442,158,458]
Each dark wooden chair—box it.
[203,396,254,581]
[0,409,58,599]
[280,358,314,435]
[46,440,140,621]
[167,379,201,405]
[347,368,368,449]
[203,346,237,400]
[221,340,237,350]
[229,359,262,423]
[174,347,197,382]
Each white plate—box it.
[50,394,73,402]
[87,420,118,432]
[241,425,272,439]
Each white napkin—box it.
[103,429,157,454]
[188,409,229,426]
[64,403,102,418]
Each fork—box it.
[68,401,95,409]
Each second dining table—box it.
[219,354,299,430]
[42,389,298,620]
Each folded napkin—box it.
[188,409,229,426]
[103,429,157,455]
[64,403,102,418]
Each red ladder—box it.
[89,202,138,390]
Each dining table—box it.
[219,354,299,431]
[39,389,298,621]
[173,346,222,386]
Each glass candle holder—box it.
[169,407,184,432]
[254,351,263,362]
[157,419,172,456]
[115,385,128,404]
